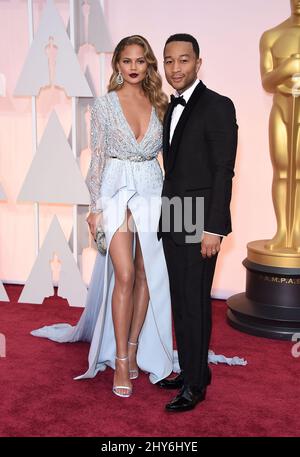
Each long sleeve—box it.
[87,98,106,213]
[204,96,238,235]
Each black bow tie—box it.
[170,94,186,107]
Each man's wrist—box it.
[203,231,224,238]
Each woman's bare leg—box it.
[109,209,135,396]
[128,234,150,375]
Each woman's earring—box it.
[116,71,124,85]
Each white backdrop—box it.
[0,0,291,300]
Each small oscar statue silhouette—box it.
[45,36,58,87]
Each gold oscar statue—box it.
[247,0,300,268]
[227,1,300,340]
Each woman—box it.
[31,35,175,397]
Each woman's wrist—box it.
[89,207,103,215]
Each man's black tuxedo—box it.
[158,80,237,245]
[158,80,238,390]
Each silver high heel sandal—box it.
[128,341,139,380]
[112,356,132,398]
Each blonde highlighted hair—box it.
[108,35,168,122]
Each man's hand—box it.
[201,233,221,258]
[86,212,102,240]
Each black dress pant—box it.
[162,236,218,389]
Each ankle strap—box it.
[128,341,138,346]
[116,355,128,361]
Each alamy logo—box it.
[0,333,6,358]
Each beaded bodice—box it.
[87,91,163,212]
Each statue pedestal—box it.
[227,240,300,340]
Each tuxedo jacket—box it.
[158,80,238,245]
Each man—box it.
[157,34,238,412]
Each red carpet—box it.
[0,284,299,437]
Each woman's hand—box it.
[86,212,101,240]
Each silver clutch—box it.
[95,225,107,256]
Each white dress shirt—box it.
[169,79,223,239]
[169,78,200,143]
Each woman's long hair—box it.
[107,35,168,122]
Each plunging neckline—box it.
[113,91,154,145]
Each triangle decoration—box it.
[18,111,90,205]
[14,0,92,97]
[18,216,87,307]
[88,0,114,53]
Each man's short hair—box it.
[164,33,200,58]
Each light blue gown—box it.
[31,92,246,383]
[31,92,175,383]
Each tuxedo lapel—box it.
[166,81,207,177]
[162,103,173,171]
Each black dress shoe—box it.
[165,385,206,412]
[158,367,212,390]
[157,372,184,390]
